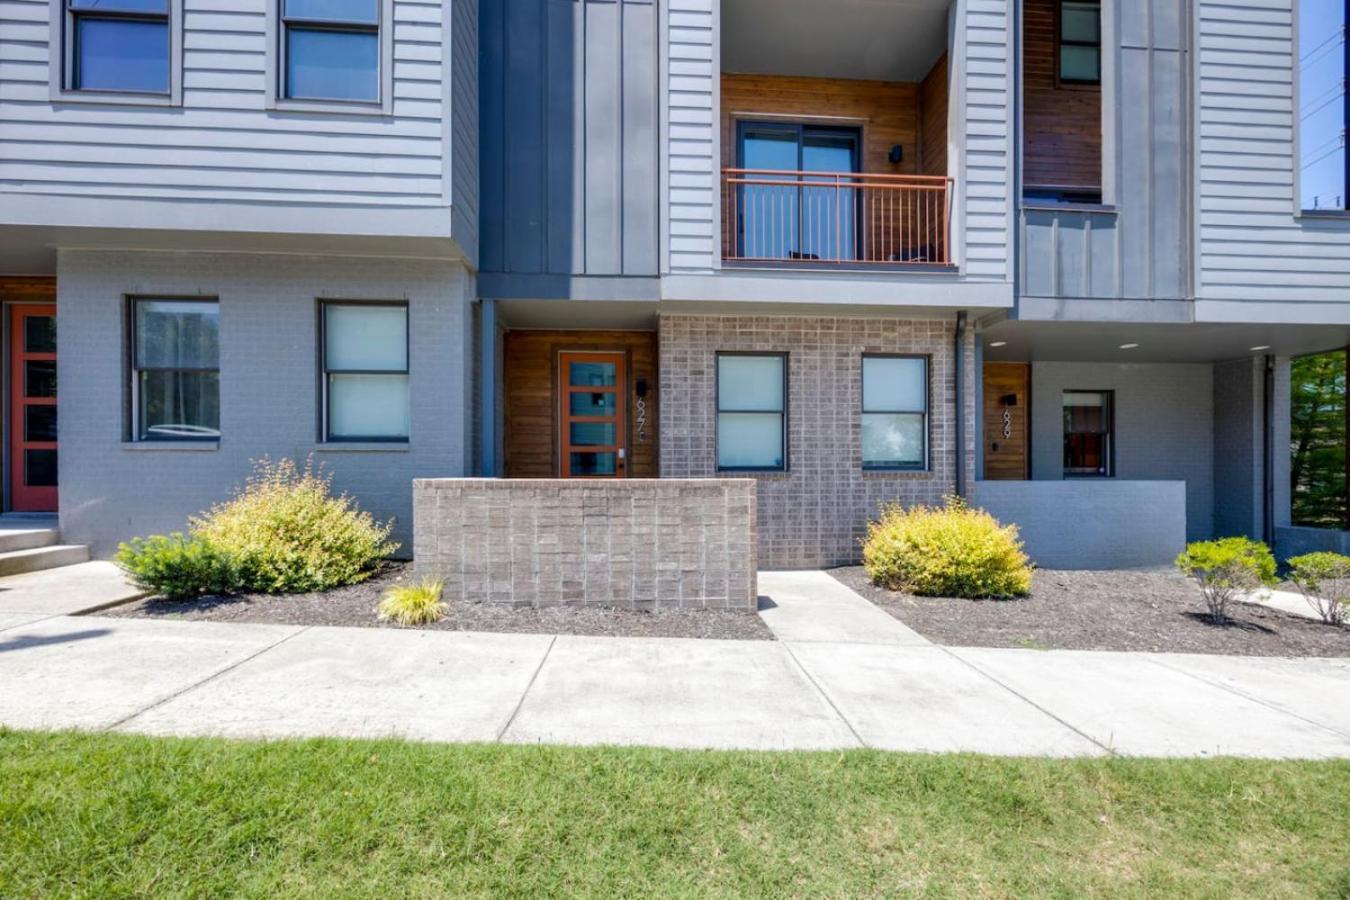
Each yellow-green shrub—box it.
[192,457,398,594]
[862,497,1032,598]
[377,578,447,626]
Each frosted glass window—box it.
[328,374,409,439]
[862,356,927,469]
[324,304,406,371]
[717,355,784,411]
[717,354,786,470]
[322,302,408,440]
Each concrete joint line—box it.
[1147,656,1350,741]
[938,646,1117,756]
[780,642,868,750]
[105,625,312,733]
[496,634,557,742]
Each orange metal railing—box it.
[722,169,953,267]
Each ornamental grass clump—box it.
[377,578,447,626]
[862,497,1032,599]
[191,457,398,594]
[1287,552,1350,627]
[1174,537,1277,624]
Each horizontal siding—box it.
[962,0,1013,280]
[666,0,716,273]
[0,0,451,211]
[1196,0,1350,303]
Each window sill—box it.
[313,442,410,453]
[1297,209,1350,221]
[862,468,932,477]
[267,97,391,117]
[51,89,179,108]
[122,441,219,452]
[1021,201,1116,214]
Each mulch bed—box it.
[831,566,1350,657]
[101,562,774,641]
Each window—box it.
[1059,1,1102,85]
[62,0,171,95]
[132,299,220,441]
[716,353,786,471]
[1298,0,1348,211]
[321,302,409,441]
[735,122,861,261]
[861,356,928,470]
[1063,391,1112,477]
[279,0,382,103]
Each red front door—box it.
[9,304,57,511]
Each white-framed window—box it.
[51,0,183,105]
[861,355,928,470]
[267,0,394,113]
[716,353,786,471]
[130,298,220,442]
[1297,0,1348,212]
[321,301,409,441]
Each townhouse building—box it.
[0,0,1346,572]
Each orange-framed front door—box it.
[559,351,627,477]
[9,304,57,511]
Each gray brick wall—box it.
[1213,357,1264,540]
[413,478,758,610]
[657,314,976,569]
[1028,361,1215,541]
[57,249,475,557]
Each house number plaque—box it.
[1002,409,1013,440]
[636,397,648,443]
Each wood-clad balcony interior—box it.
[1022,0,1103,199]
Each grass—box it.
[3,729,1349,898]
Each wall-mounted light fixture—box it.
[888,144,903,165]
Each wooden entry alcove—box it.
[983,362,1030,481]
[503,330,658,478]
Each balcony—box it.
[721,169,954,269]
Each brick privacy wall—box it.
[658,315,976,569]
[413,479,758,610]
[57,249,475,557]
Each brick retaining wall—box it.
[413,479,758,610]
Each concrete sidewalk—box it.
[3,608,1348,758]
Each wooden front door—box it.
[983,362,1029,481]
[9,304,58,511]
[559,351,627,478]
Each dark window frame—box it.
[734,120,864,260]
[1062,389,1114,478]
[129,296,220,443]
[1057,0,1103,87]
[318,299,410,443]
[279,0,382,104]
[63,0,172,96]
[715,351,789,473]
[861,353,931,472]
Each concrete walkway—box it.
[2,570,1348,758]
[0,561,145,616]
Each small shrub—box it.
[1174,537,1277,623]
[862,497,1033,599]
[1287,552,1350,626]
[192,457,398,594]
[377,578,447,626]
[114,533,240,601]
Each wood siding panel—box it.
[0,277,56,304]
[983,362,1029,480]
[0,0,453,211]
[503,330,658,478]
[1022,0,1102,191]
[919,55,949,177]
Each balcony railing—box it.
[722,169,954,268]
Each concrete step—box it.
[0,525,59,554]
[0,544,91,577]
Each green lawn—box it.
[3,730,1349,898]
